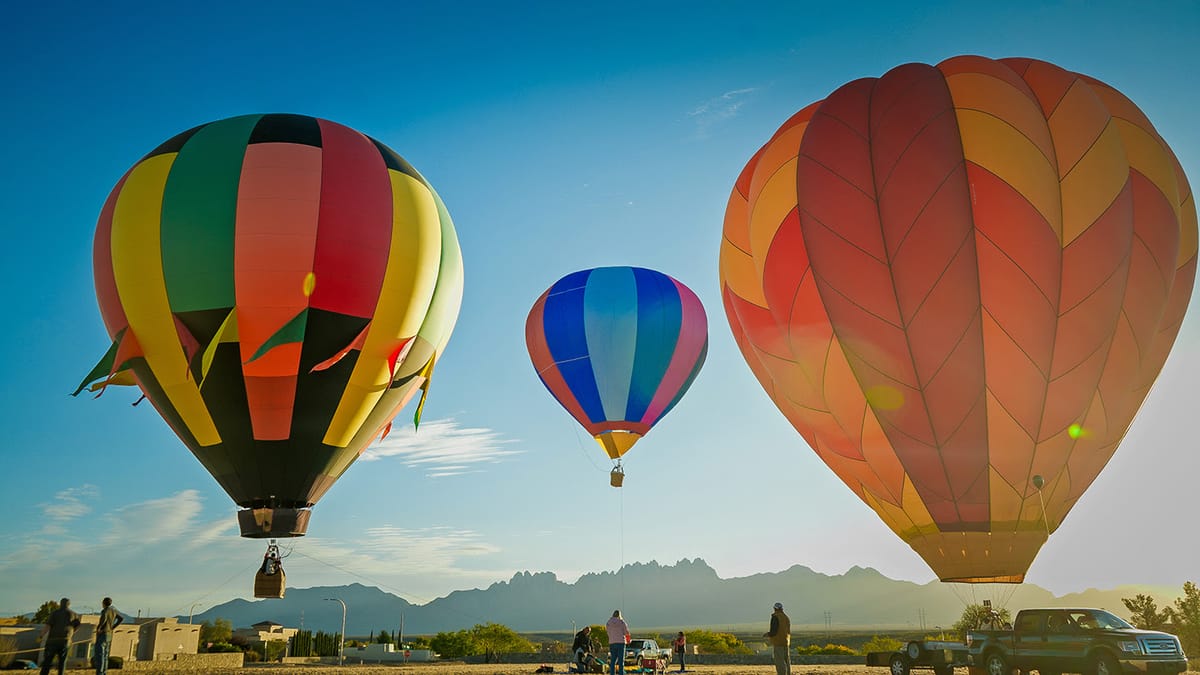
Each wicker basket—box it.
[610,467,624,488]
[254,570,286,599]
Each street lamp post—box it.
[324,598,346,666]
[188,603,202,624]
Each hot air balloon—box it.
[76,114,464,591]
[720,56,1196,583]
[526,266,708,486]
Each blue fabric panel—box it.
[625,268,682,422]
[582,267,638,422]
[542,269,605,423]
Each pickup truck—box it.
[967,607,1187,675]
[625,638,672,665]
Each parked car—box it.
[967,607,1187,675]
[625,638,672,665]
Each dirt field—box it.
[191,665,1200,675]
[213,666,884,675]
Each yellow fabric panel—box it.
[747,157,799,273]
[1059,122,1129,246]
[1047,80,1116,178]
[110,155,220,446]
[908,530,1046,583]
[596,431,640,459]
[1180,193,1198,266]
[323,172,441,447]
[719,237,767,306]
[987,466,1024,528]
[945,72,1055,164]
[750,124,807,204]
[955,109,1062,241]
[1112,119,1183,216]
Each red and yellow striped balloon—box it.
[720,56,1196,582]
[81,114,463,538]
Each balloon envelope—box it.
[526,266,707,459]
[84,113,464,537]
[720,56,1196,582]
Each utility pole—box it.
[823,611,832,640]
[399,613,404,648]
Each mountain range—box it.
[188,559,1181,636]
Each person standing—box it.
[39,597,81,675]
[762,601,791,675]
[605,610,630,675]
[672,631,687,672]
[93,597,124,675]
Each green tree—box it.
[407,636,432,649]
[953,603,1012,635]
[376,629,393,644]
[1123,593,1171,629]
[291,629,313,657]
[430,629,476,658]
[861,635,905,654]
[1167,581,1200,656]
[470,623,535,663]
[199,618,233,650]
[263,640,287,661]
[589,625,608,649]
[32,600,59,625]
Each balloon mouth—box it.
[238,507,311,538]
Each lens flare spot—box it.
[1068,423,1086,439]
[865,385,905,411]
[303,272,316,297]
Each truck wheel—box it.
[1091,653,1121,675]
[907,641,924,659]
[984,652,1011,675]
[890,653,911,675]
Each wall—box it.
[121,652,244,670]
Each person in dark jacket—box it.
[39,598,81,675]
[572,626,594,672]
[762,602,791,675]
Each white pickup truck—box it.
[625,638,672,665]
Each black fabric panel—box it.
[175,308,234,379]
[196,342,259,503]
[369,138,427,186]
[249,114,323,147]
[143,123,206,159]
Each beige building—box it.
[0,615,198,668]
[233,620,298,654]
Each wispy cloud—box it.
[41,484,100,521]
[688,87,758,138]
[361,418,520,476]
[0,489,509,614]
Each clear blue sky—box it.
[1,1,1197,621]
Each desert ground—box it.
[159,664,1200,675]
[175,666,894,674]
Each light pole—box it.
[188,603,202,624]
[324,598,346,666]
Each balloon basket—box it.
[254,569,286,599]
[610,467,624,488]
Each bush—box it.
[108,656,124,669]
[243,649,261,662]
[795,643,857,655]
[860,636,904,654]
[206,642,241,653]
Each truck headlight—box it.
[1118,641,1142,654]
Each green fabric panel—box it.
[247,308,308,363]
[72,329,123,396]
[160,114,261,312]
